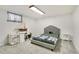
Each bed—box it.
[31,25,60,51]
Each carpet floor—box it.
[0,39,78,54]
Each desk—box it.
[19,31,26,43]
[18,28,32,43]
[18,28,27,43]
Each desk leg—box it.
[19,33,25,43]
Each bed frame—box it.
[31,25,60,51]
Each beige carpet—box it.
[0,39,78,54]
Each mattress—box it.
[32,34,58,45]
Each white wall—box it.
[35,15,73,38]
[0,7,74,46]
[0,8,35,46]
[72,6,79,52]
[23,16,36,36]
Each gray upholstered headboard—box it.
[44,25,60,38]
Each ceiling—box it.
[0,5,76,19]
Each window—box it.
[7,12,22,23]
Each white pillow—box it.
[39,35,48,39]
[48,37,57,41]
[48,37,53,40]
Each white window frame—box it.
[7,12,22,23]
